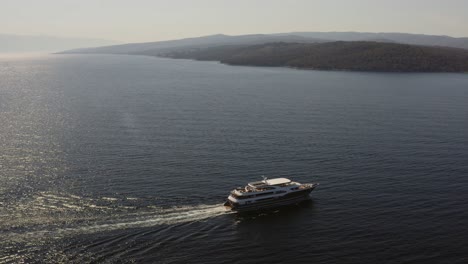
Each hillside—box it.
[60,34,325,55]
[60,32,468,56]
[276,32,468,50]
[162,41,468,73]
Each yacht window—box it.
[257,197,275,201]
[255,192,274,197]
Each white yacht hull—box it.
[224,185,317,212]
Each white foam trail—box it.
[9,204,232,240]
[67,204,228,234]
[101,197,118,201]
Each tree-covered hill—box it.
[162,41,468,73]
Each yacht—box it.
[224,177,319,212]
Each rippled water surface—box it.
[1,54,468,263]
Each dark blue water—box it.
[1,54,468,264]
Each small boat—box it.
[224,177,319,212]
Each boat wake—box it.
[2,192,232,243]
[52,204,230,236]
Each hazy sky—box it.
[2,0,468,42]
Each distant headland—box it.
[161,41,468,73]
[60,32,468,73]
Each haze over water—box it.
[1,54,468,263]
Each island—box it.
[160,41,468,73]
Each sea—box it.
[1,54,468,264]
